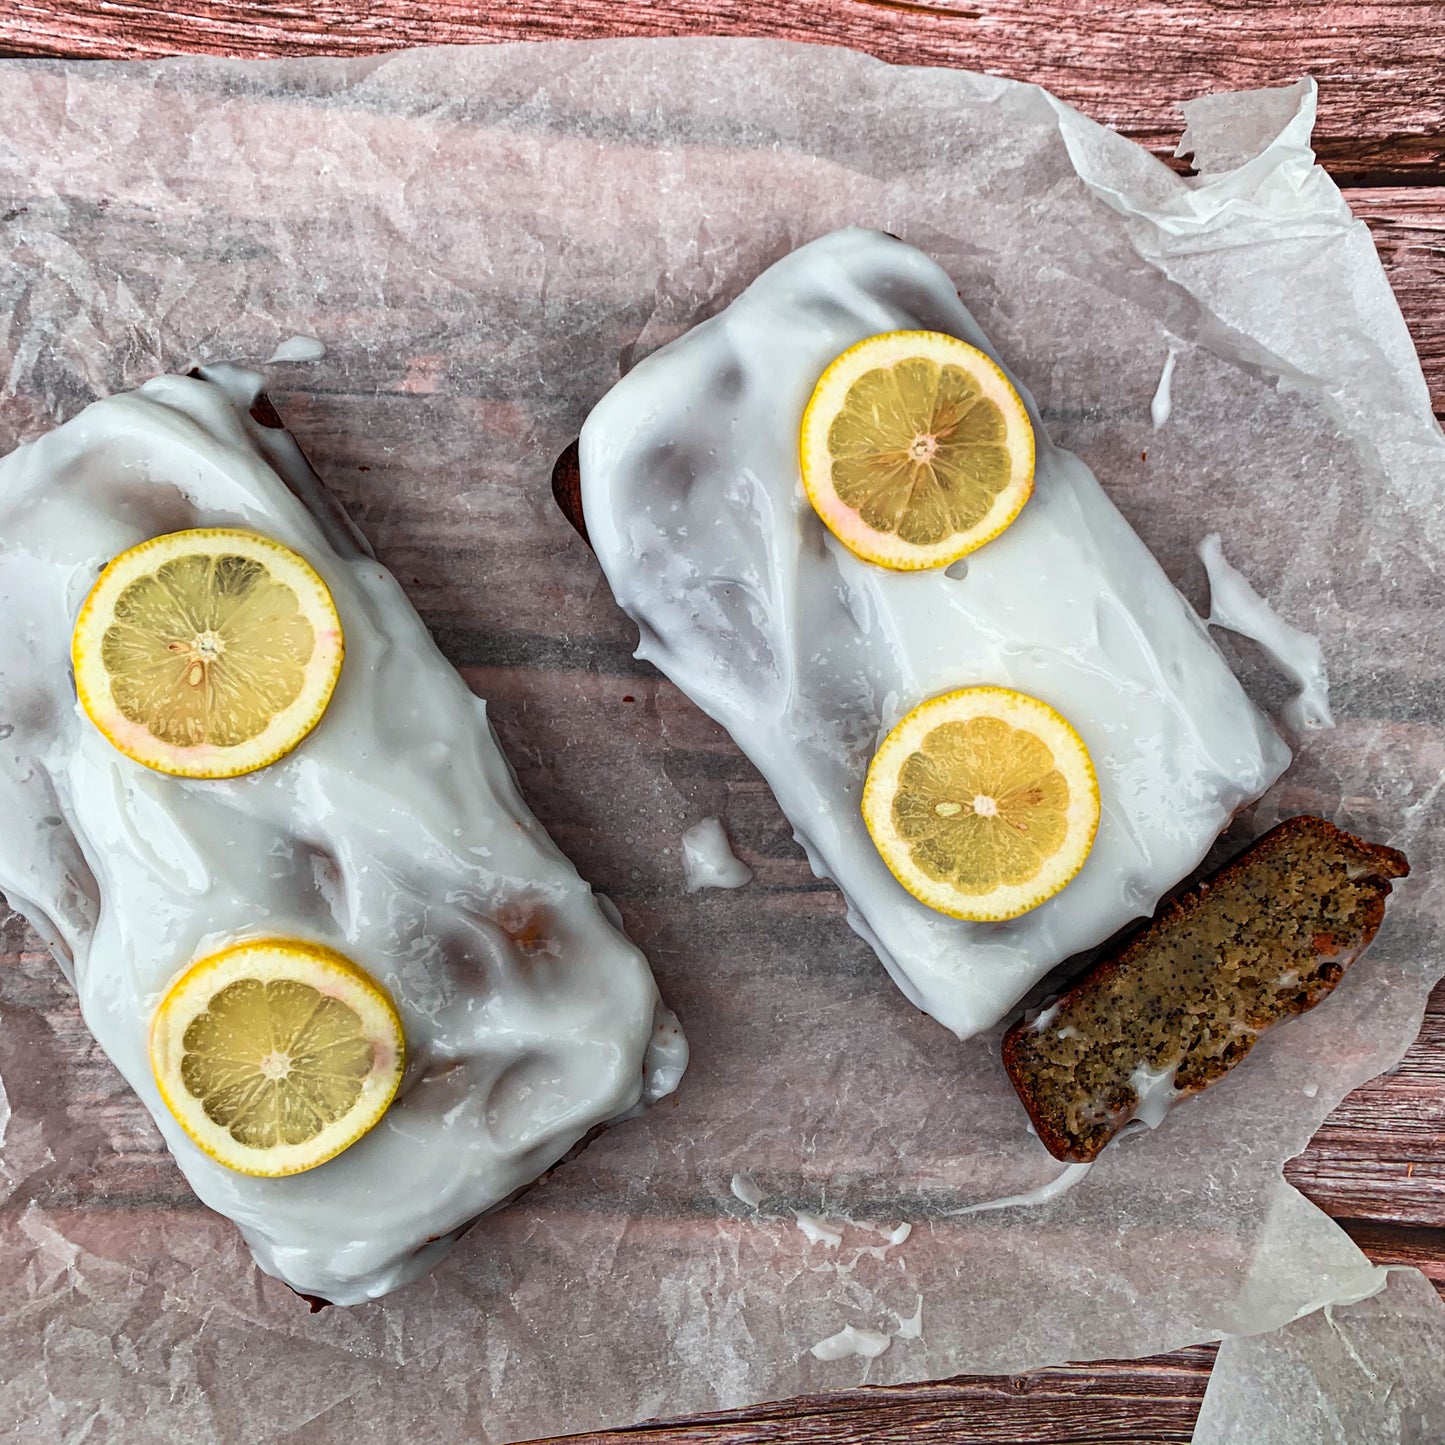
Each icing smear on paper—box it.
[948,1161,1095,1216]
[1199,533,1333,733]
[809,1296,926,1361]
[721,1194,922,1362]
[265,334,326,363]
[1151,347,1179,428]
[809,1324,892,1361]
[681,819,753,892]
[730,1171,765,1209]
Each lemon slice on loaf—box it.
[863,687,1099,921]
[151,939,405,1178]
[800,330,1035,570]
[72,528,343,778]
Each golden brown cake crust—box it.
[1001,816,1408,1163]
[552,440,589,545]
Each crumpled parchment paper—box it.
[0,38,1440,1445]
[1195,1268,1445,1444]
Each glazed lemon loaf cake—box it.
[572,228,1290,1041]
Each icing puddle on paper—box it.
[730,1171,766,1208]
[265,335,327,364]
[809,1325,893,1361]
[0,370,683,1304]
[681,818,753,892]
[809,1297,927,1362]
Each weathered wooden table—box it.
[2,4,1441,1442]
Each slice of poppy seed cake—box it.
[1002,816,1408,1163]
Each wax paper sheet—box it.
[0,38,1441,1445]
[1194,1268,1445,1444]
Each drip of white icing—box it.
[643,1005,690,1103]
[0,374,682,1305]
[1198,533,1333,733]
[809,1295,924,1362]
[1127,1060,1183,1130]
[948,1161,1094,1216]
[809,1325,892,1361]
[265,335,327,363]
[1031,1001,1062,1032]
[1151,348,1178,429]
[795,1212,846,1248]
[730,1171,765,1209]
[894,1296,925,1340]
[681,817,753,892]
[580,228,1288,1040]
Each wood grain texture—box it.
[1350,188,1445,412]
[1286,979,1445,1224]
[1,1,1443,182]
[577,1348,1218,1444]
[0,7,1442,1443]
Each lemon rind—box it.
[862,686,1100,922]
[800,330,1036,572]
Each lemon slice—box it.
[863,687,1099,921]
[72,528,344,779]
[800,330,1035,570]
[151,939,405,1178]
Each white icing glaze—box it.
[265,335,327,364]
[1126,1060,1183,1131]
[0,374,683,1304]
[580,229,1289,1039]
[794,1212,846,1248]
[730,1171,765,1208]
[1031,1001,1063,1033]
[808,1325,892,1361]
[681,817,753,892]
[894,1296,924,1340]
[947,1160,1094,1216]
[1198,532,1333,733]
[1150,348,1178,429]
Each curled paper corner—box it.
[1049,72,1346,239]
[1175,76,1318,178]
[1192,1268,1445,1444]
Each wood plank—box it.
[1349,187,1445,414]
[574,1348,1218,1443]
[1,1,1442,182]
[1286,980,1445,1223]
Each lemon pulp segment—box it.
[150,939,405,1178]
[863,687,1099,921]
[800,330,1035,571]
[72,528,343,778]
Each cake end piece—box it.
[1002,816,1409,1162]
